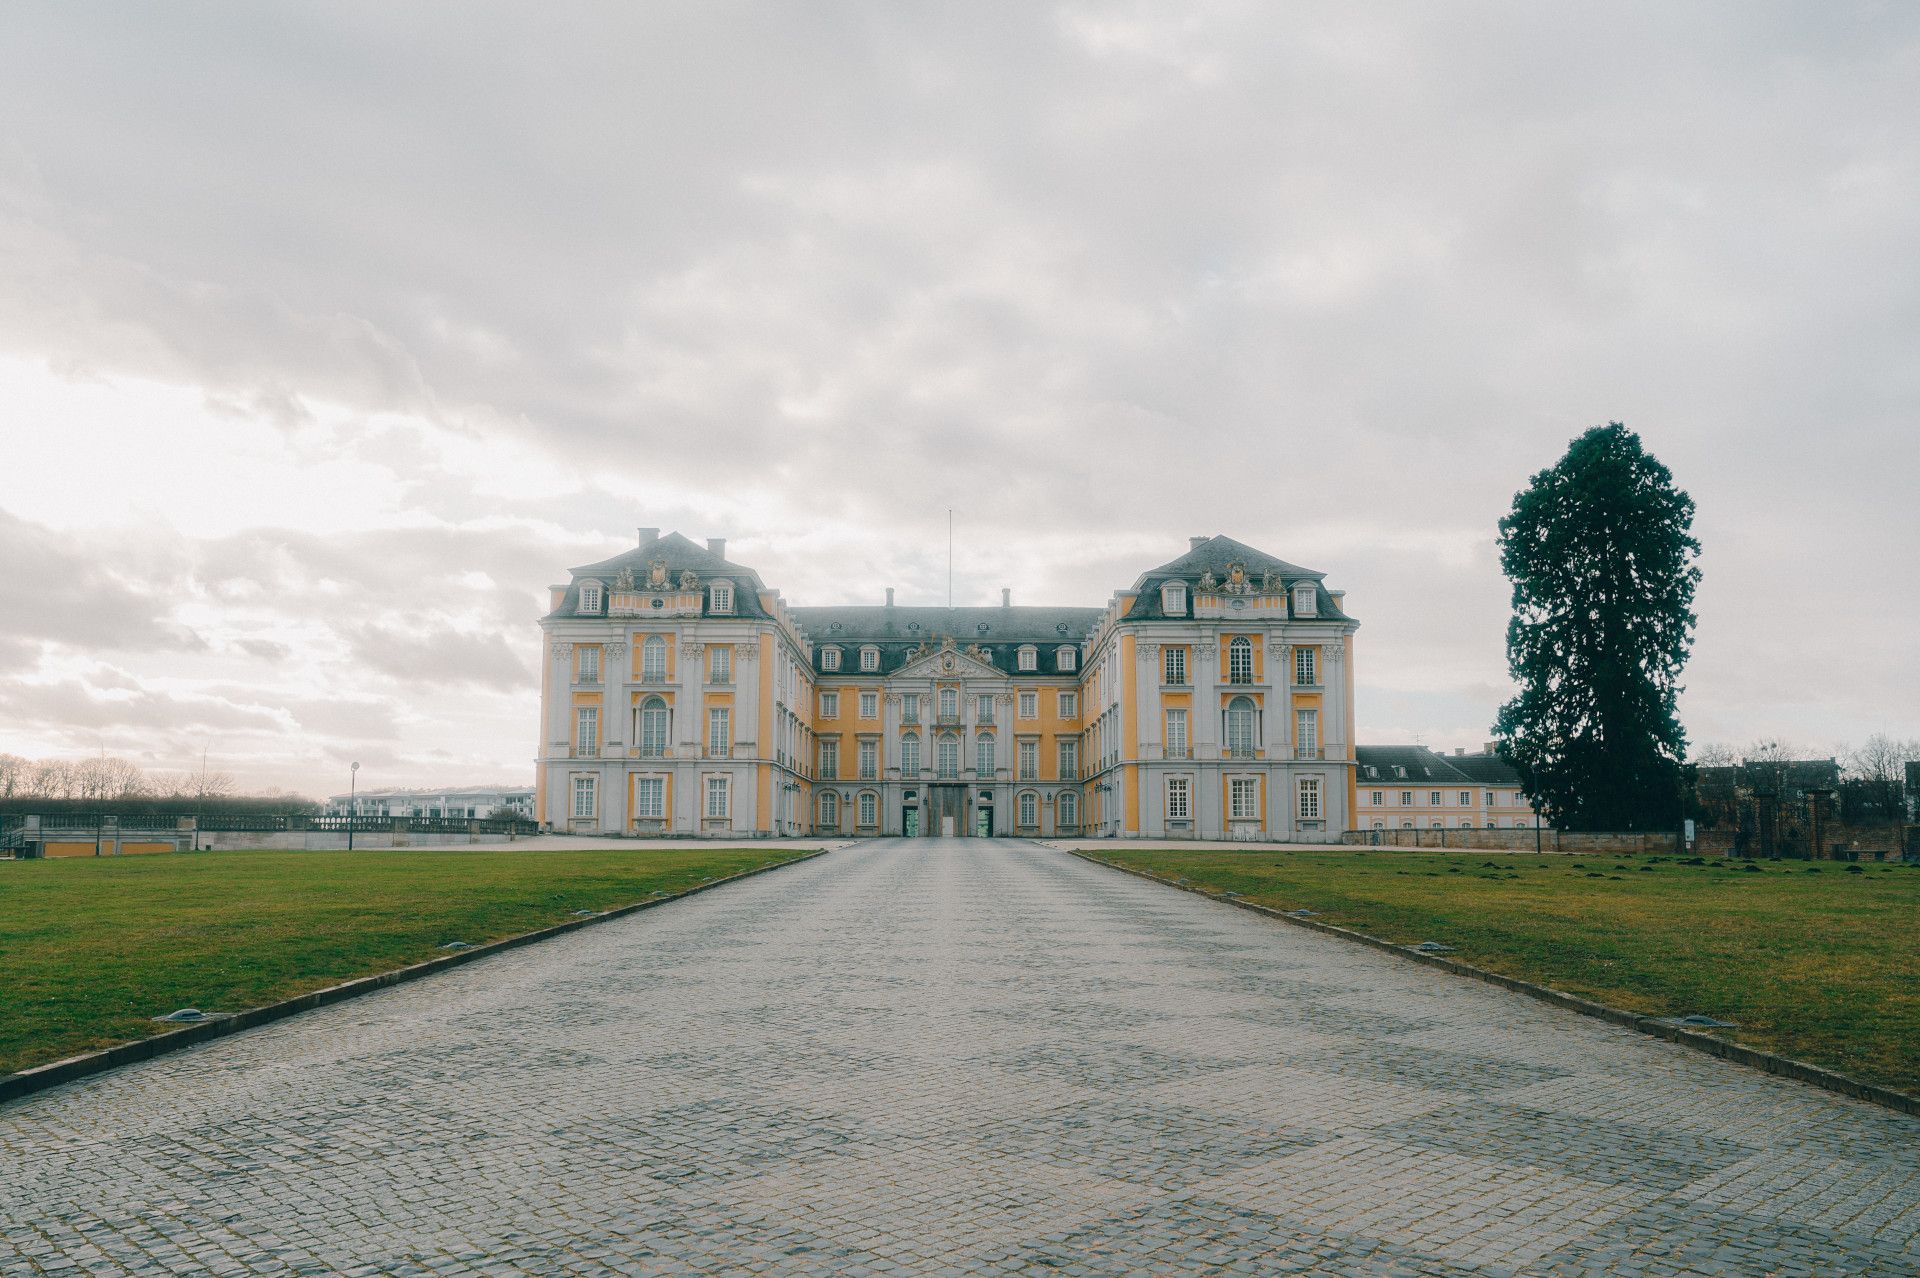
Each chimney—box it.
[1001,588,1011,607]
[1330,589,1346,609]
[1189,536,1209,551]
[1484,740,1497,756]
[885,587,895,607]
[707,537,726,559]
[1454,748,1465,757]
[638,526,659,546]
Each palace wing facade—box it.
[536,530,1360,840]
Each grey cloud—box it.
[0,1,1916,771]
[0,509,204,653]
[0,677,286,735]
[345,623,531,691]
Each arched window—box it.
[939,687,958,719]
[1225,696,1257,756]
[819,791,839,828]
[1228,637,1253,684]
[976,733,995,775]
[857,791,878,827]
[1057,790,1079,826]
[900,733,921,775]
[641,636,666,682]
[937,734,960,778]
[1018,791,1038,828]
[637,697,669,757]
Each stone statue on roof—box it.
[613,566,635,592]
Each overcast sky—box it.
[2,3,1916,796]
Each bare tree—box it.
[1845,734,1917,830]
[0,754,29,799]
[1692,742,1738,768]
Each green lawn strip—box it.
[0,846,811,1075]
[1089,848,1920,1096]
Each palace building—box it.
[536,529,1360,840]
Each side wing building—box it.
[536,530,1360,841]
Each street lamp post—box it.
[348,761,360,852]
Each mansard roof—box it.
[550,531,773,620]
[1355,745,1522,788]
[1141,534,1324,584]
[1123,534,1350,623]
[792,605,1100,676]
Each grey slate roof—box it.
[548,532,773,621]
[1355,745,1522,788]
[1122,534,1351,623]
[791,605,1102,677]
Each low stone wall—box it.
[1341,827,1679,854]
[1695,823,1915,860]
[194,830,504,851]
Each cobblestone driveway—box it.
[4,839,1917,1276]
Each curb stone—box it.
[0,847,832,1107]
[1060,846,1920,1118]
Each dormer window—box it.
[859,645,880,672]
[1292,584,1317,617]
[1161,582,1188,616]
[1055,646,1077,672]
[821,646,841,672]
[709,581,734,614]
[1017,645,1037,672]
[976,622,990,634]
[577,582,603,614]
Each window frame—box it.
[708,581,734,614]
[571,775,597,819]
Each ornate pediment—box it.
[893,638,1002,682]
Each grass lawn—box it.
[0,845,814,1076]
[1088,847,1920,1097]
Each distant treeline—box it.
[0,794,321,818]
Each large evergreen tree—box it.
[1494,424,1700,830]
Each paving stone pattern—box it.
[3,838,1917,1275]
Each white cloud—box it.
[0,2,1916,791]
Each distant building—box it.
[537,529,1361,840]
[322,786,534,820]
[1353,745,1541,831]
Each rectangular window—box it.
[939,688,958,719]
[1058,739,1078,779]
[858,739,877,780]
[977,694,994,724]
[1164,647,1187,685]
[1295,709,1317,756]
[976,735,996,774]
[707,706,730,756]
[1018,791,1038,828]
[820,691,839,719]
[1165,708,1188,757]
[1485,790,1496,805]
[709,646,731,684]
[572,775,596,818]
[858,791,877,827]
[578,584,602,613]
[821,648,841,671]
[819,739,839,779]
[1401,791,1412,805]
[1429,791,1442,806]
[1167,776,1190,820]
[1294,646,1316,686]
[578,647,600,683]
[901,735,921,774]
[709,583,733,614]
[1018,690,1037,719]
[860,647,879,672]
[902,693,919,723]
[576,707,599,756]
[937,736,960,779]
[859,691,878,720]
[635,776,664,819]
[1371,790,1383,806]
[1018,739,1038,780]
[1229,777,1259,820]
[1460,791,1472,806]
[705,775,729,818]
[1299,778,1321,819]
[1058,692,1078,718]
[1018,647,1037,671]
[1228,641,1254,684]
